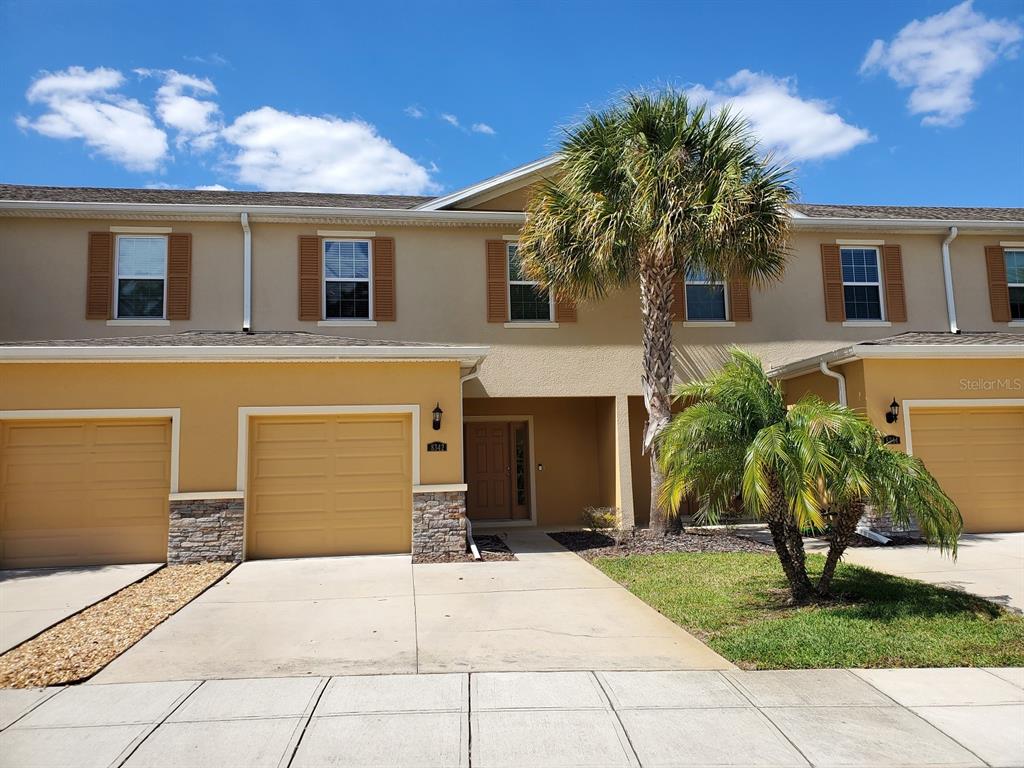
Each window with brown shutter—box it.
[298,235,322,321]
[372,236,396,321]
[985,245,1012,322]
[166,233,192,320]
[820,244,845,322]
[881,244,906,323]
[486,240,509,322]
[729,279,752,322]
[86,232,114,319]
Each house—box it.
[0,158,1021,569]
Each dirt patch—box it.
[550,528,772,561]
[0,562,233,688]
[413,535,517,564]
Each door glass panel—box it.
[513,423,528,507]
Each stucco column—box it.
[614,395,636,529]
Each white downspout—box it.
[819,360,847,407]
[941,226,959,334]
[241,213,252,332]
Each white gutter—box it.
[941,226,959,334]
[819,361,847,406]
[0,344,489,365]
[241,213,252,332]
[786,216,1022,234]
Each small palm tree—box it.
[518,90,793,531]
[658,349,961,602]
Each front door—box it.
[465,421,512,520]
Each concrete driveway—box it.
[0,564,161,653]
[92,532,727,683]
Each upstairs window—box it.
[685,268,727,321]
[324,239,371,320]
[116,236,167,319]
[507,243,552,321]
[841,246,884,321]
[1007,249,1024,321]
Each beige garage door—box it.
[0,418,171,568]
[247,413,412,558]
[911,405,1024,533]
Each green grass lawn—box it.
[595,551,1024,669]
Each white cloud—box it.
[184,53,229,66]
[16,66,168,171]
[220,107,437,194]
[471,122,496,135]
[860,1,1021,126]
[440,113,460,128]
[404,105,424,118]
[195,184,229,191]
[139,69,221,149]
[687,70,873,162]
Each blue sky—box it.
[1,0,1021,206]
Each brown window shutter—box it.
[486,240,508,322]
[820,244,845,322]
[86,232,114,319]
[671,277,686,321]
[298,235,322,321]
[985,245,1011,322]
[881,244,907,323]
[372,237,396,321]
[166,233,192,320]
[729,279,752,321]
[554,294,577,322]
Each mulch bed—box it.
[0,562,233,688]
[550,528,772,561]
[413,535,517,564]
[848,532,927,547]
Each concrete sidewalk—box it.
[1,668,1021,767]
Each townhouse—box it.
[0,158,1021,569]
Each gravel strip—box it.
[413,535,517,563]
[550,528,772,561]
[0,562,233,688]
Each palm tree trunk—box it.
[763,477,814,602]
[817,503,861,597]
[639,256,677,533]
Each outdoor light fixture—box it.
[885,398,900,424]
[432,403,443,431]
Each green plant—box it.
[517,90,793,531]
[657,348,962,602]
[582,506,621,529]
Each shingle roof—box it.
[0,184,434,210]
[791,203,1024,222]
[0,331,447,348]
[859,331,1024,346]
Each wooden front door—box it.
[465,421,512,520]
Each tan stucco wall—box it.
[594,397,617,511]
[0,360,463,491]
[783,360,867,413]
[628,396,652,527]
[463,397,604,526]
[2,216,1021,398]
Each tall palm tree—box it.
[658,349,962,602]
[518,90,793,531]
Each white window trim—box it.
[317,320,378,328]
[1005,248,1024,323]
[322,238,373,322]
[0,408,180,492]
[840,245,886,322]
[506,241,554,323]
[107,319,171,327]
[684,271,730,322]
[114,234,168,320]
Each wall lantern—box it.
[432,403,443,431]
[885,398,900,424]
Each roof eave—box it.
[414,155,562,211]
[787,215,1024,234]
[770,343,1024,379]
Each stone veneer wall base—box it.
[168,498,245,564]
[413,490,467,557]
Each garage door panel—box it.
[247,413,412,558]
[0,418,171,568]
[913,406,1023,534]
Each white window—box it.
[115,236,167,319]
[840,246,884,321]
[1005,249,1024,321]
[507,243,552,321]
[685,268,728,321]
[324,240,371,320]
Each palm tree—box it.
[517,90,793,531]
[658,348,962,602]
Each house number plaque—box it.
[427,441,448,452]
